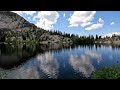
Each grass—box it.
[91,64,120,79]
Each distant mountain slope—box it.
[0,11,72,44]
[0,11,36,29]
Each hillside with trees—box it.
[95,34,120,45]
[2,11,116,45]
[0,11,98,45]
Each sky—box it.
[12,11,120,37]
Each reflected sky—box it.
[69,51,102,78]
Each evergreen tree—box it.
[96,35,99,40]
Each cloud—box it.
[12,11,22,15]
[85,18,104,31]
[110,22,115,25]
[33,11,59,30]
[81,22,93,27]
[68,11,96,27]
[12,11,36,16]
[63,13,66,17]
[68,11,104,31]
[85,23,103,31]
[102,32,120,38]
[12,11,37,22]
[99,18,104,23]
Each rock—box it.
[0,11,36,29]
[95,34,120,45]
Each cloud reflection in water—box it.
[85,51,102,63]
[36,52,59,79]
[69,51,101,78]
[0,60,40,79]
[0,52,59,79]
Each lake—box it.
[0,43,120,79]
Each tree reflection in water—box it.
[0,43,66,69]
[0,44,40,69]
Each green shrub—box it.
[92,64,120,79]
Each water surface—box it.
[0,44,120,79]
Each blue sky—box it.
[12,11,120,37]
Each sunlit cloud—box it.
[102,32,120,38]
[63,13,66,17]
[85,18,104,31]
[110,22,115,25]
[33,11,59,30]
[12,11,36,16]
[68,11,96,27]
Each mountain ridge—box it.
[0,11,36,30]
[0,11,73,44]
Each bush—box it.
[91,64,120,79]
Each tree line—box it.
[48,30,102,44]
[0,28,102,44]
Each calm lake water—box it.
[0,43,120,79]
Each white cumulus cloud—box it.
[110,22,115,25]
[12,11,36,16]
[102,32,120,38]
[85,23,103,31]
[99,18,104,23]
[85,18,104,31]
[81,22,93,27]
[68,11,96,27]
[33,11,59,30]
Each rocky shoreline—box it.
[94,34,120,46]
